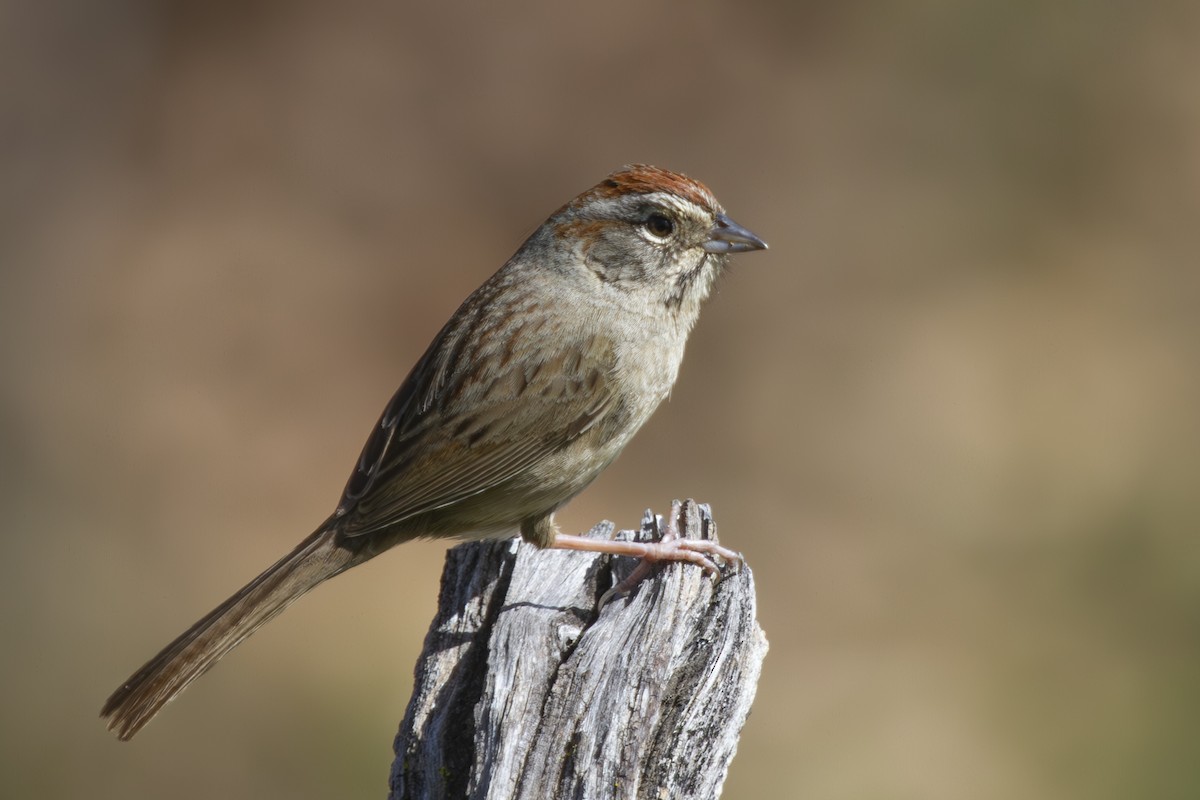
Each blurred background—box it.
[3,1,1199,798]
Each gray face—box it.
[559,191,726,313]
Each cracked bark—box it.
[389,500,768,800]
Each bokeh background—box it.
[4,2,1199,798]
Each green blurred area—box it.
[2,2,1198,798]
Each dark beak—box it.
[702,214,768,254]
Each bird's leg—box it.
[549,531,738,575]
[548,502,741,605]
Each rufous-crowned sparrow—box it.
[101,164,767,740]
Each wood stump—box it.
[389,500,768,800]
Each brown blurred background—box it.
[3,1,1199,798]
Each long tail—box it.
[101,524,357,740]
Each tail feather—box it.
[101,526,356,740]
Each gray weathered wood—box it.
[389,500,768,800]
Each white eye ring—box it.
[642,212,676,240]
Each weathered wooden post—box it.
[390,500,768,800]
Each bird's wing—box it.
[334,306,618,538]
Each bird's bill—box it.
[702,214,768,254]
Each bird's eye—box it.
[644,212,675,239]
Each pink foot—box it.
[551,503,741,606]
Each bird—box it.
[101,164,767,740]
